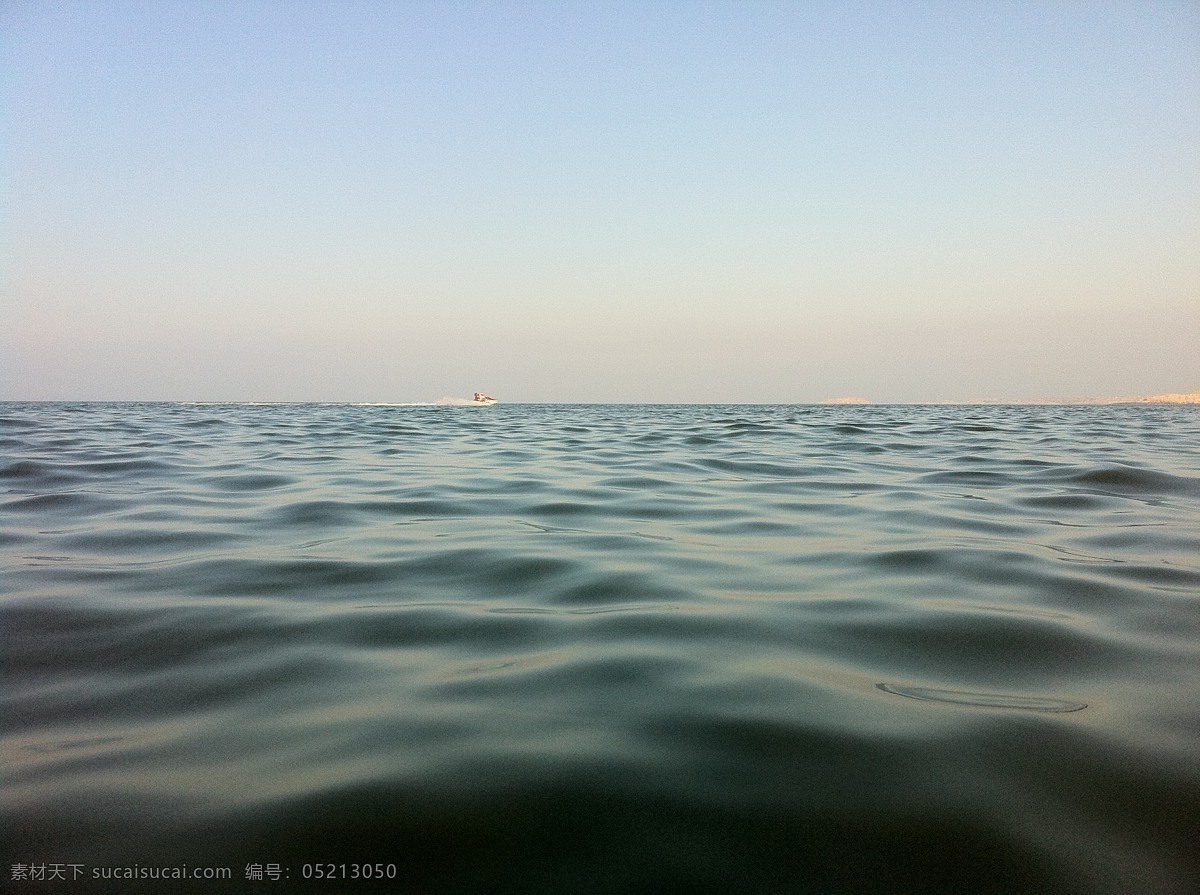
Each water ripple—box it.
[876,683,1088,713]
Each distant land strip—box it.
[1109,392,1200,404]
[820,393,1200,405]
[1047,392,1200,405]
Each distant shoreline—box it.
[822,393,1200,406]
[1098,393,1200,405]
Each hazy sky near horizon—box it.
[3,1,1198,402]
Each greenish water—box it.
[3,402,1199,893]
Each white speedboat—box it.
[472,392,497,405]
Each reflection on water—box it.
[3,402,1199,893]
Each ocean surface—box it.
[3,401,1199,893]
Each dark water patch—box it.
[269,499,362,527]
[715,418,784,434]
[1076,527,1200,555]
[2,599,310,678]
[189,557,404,598]
[949,452,998,463]
[766,497,862,517]
[1053,463,1200,497]
[695,517,803,537]
[204,472,296,491]
[0,533,41,551]
[13,647,350,728]
[550,570,693,607]
[525,500,597,517]
[596,474,678,491]
[917,468,1014,487]
[54,526,239,555]
[868,548,948,571]
[430,650,697,704]
[491,447,540,461]
[826,608,1130,682]
[180,416,233,429]
[1102,562,1200,589]
[364,497,466,517]
[471,552,582,590]
[22,734,126,754]
[0,459,87,488]
[1013,457,1065,468]
[5,780,1071,894]
[1018,492,1109,511]
[71,457,178,475]
[1,492,119,514]
[0,413,38,431]
[582,606,752,644]
[610,498,698,521]
[848,440,886,454]
[2,459,55,479]
[336,604,550,650]
[694,456,807,477]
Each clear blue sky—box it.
[3,1,1198,402]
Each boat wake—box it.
[437,396,496,406]
[348,396,497,407]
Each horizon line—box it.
[4,395,1198,407]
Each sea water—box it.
[3,402,1198,893]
